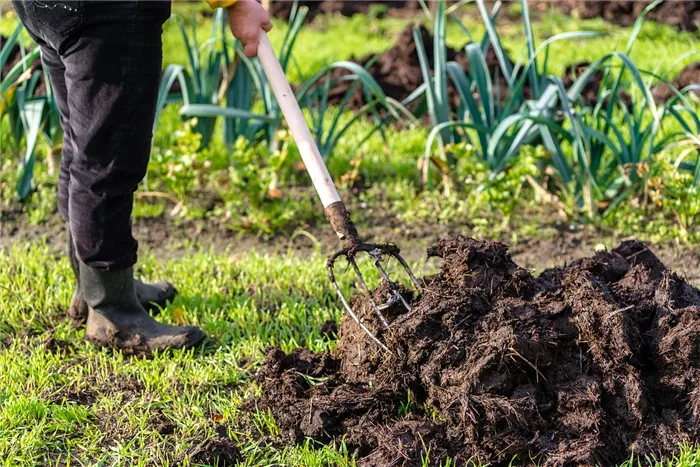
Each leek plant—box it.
[157,1,398,161]
[418,0,601,190]
[663,85,700,185]
[0,23,62,200]
[155,9,275,151]
[295,60,402,159]
[532,0,698,219]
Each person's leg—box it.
[30,27,178,326]
[22,0,203,350]
[63,2,164,269]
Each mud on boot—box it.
[80,263,205,353]
[67,231,177,325]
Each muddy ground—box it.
[251,236,700,465]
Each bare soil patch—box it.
[654,62,700,103]
[3,208,700,285]
[188,436,241,467]
[559,0,699,32]
[326,24,512,112]
[251,236,700,465]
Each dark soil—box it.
[0,35,20,78]
[563,62,600,106]
[563,61,699,107]
[149,411,177,436]
[653,62,700,103]
[251,236,700,465]
[325,24,458,110]
[325,24,512,112]
[562,61,632,108]
[560,0,699,32]
[564,60,700,107]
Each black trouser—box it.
[12,1,170,269]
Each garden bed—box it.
[4,205,700,284]
[252,236,700,465]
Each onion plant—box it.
[295,61,402,160]
[662,85,700,185]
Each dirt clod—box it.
[326,25,452,110]
[320,319,338,338]
[252,236,700,465]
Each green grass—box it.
[1,243,699,466]
[0,242,349,466]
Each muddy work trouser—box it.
[12,1,171,269]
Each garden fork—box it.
[257,33,421,352]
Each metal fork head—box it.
[326,242,422,353]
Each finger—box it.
[244,40,258,58]
[262,19,273,32]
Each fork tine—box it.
[369,249,412,313]
[348,257,391,328]
[329,279,390,353]
[392,251,422,291]
[327,256,391,353]
[392,290,413,313]
[326,242,422,354]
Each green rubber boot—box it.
[80,263,205,352]
[67,231,177,325]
